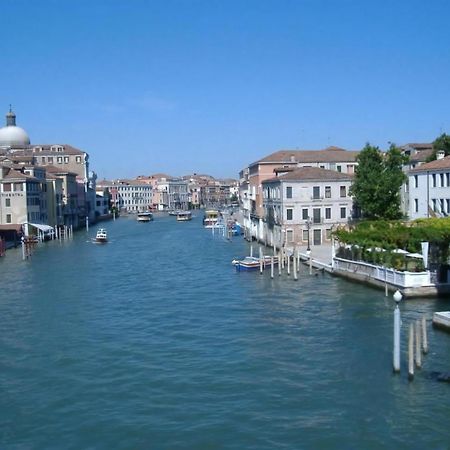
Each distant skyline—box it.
[3,0,450,179]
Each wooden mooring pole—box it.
[408,324,414,380]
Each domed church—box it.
[0,106,30,149]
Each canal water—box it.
[1,214,449,449]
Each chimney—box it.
[437,150,445,160]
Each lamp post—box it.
[393,289,402,373]
[306,217,312,274]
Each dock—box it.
[433,312,450,331]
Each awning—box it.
[406,252,423,259]
[24,223,54,232]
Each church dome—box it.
[0,107,30,148]
[0,125,30,147]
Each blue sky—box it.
[3,0,450,179]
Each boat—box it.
[203,209,219,228]
[232,255,278,271]
[95,228,108,243]
[176,211,192,221]
[137,212,153,222]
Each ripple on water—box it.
[0,217,450,449]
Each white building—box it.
[408,151,450,220]
[262,167,353,248]
[97,179,153,213]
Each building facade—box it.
[262,167,353,249]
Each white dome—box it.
[0,125,30,148]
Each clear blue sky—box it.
[3,0,450,179]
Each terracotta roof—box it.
[2,167,38,181]
[263,167,353,183]
[45,165,78,177]
[148,173,172,180]
[409,155,450,172]
[409,149,433,163]
[402,143,433,150]
[30,144,86,155]
[252,147,359,165]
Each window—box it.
[286,208,293,220]
[313,208,321,224]
[57,156,63,164]
[6,214,11,223]
[76,156,82,163]
[447,173,450,187]
[312,186,320,199]
[14,183,23,192]
[41,157,46,163]
[325,186,331,198]
[325,207,331,219]
[3,183,11,192]
[340,207,346,219]
[48,157,53,164]
[325,228,332,240]
[286,186,292,198]
[302,230,308,241]
[320,165,325,169]
[286,230,294,242]
[441,174,445,187]
[432,198,437,211]
[5,198,10,207]
[414,199,418,213]
[339,186,346,197]
[414,175,418,188]
[64,156,69,163]
[432,174,436,187]
[302,208,308,220]
[337,165,342,172]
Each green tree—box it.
[350,143,407,220]
[427,133,450,161]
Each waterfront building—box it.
[168,178,189,210]
[94,186,111,219]
[0,164,48,239]
[262,167,353,248]
[97,179,153,213]
[240,147,359,242]
[45,166,80,227]
[407,151,450,220]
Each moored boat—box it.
[203,209,219,228]
[232,255,278,271]
[176,211,192,221]
[137,212,153,222]
[95,228,108,243]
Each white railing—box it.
[333,257,431,288]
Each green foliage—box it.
[350,143,407,220]
[427,133,450,162]
[333,218,450,268]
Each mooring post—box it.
[415,320,422,369]
[271,256,274,279]
[408,324,414,380]
[21,238,26,261]
[259,247,263,275]
[293,254,298,281]
[422,316,428,354]
[278,251,282,276]
[287,252,291,276]
[393,290,402,373]
[250,245,253,258]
